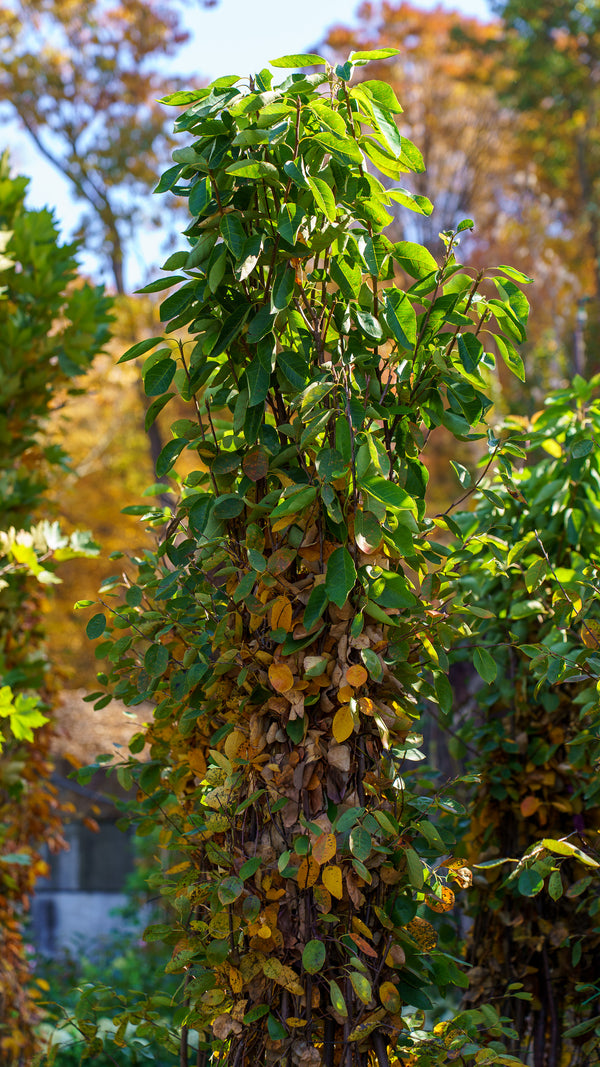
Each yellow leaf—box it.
[346,664,368,687]
[312,832,337,865]
[322,864,343,899]
[268,662,294,692]
[338,684,353,702]
[263,958,304,996]
[405,917,438,951]
[224,729,245,761]
[332,704,355,743]
[296,857,320,889]
[379,981,402,1014]
[229,966,243,994]
[581,619,600,649]
[352,916,373,940]
[271,596,293,632]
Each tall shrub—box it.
[0,152,111,1064]
[83,53,530,1067]
[452,376,600,1067]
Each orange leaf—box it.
[312,832,337,865]
[322,864,343,899]
[271,596,293,632]
[346,664,368,687]
[425,886,455,913]
[296,857,320,889]
[349,932,378,958]
[520,795,540,817]
[332,704,355,743]
[268,662,294,693]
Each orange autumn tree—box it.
[77,51,531,1067]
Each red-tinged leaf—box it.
[267,547,296,575]
[243,446,269,481]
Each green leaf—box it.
[136,275,185,295]
[143,357,177,397]
[329,979,348,1017]
[218,875,244,905]
[303,584,329,630]
[349,826,372,862]
[118,336,164,364]
[270,53,326,68]
[385,289,417,350]
[457,333,483,374]
[220,214,246,259]
[518,868,544,897]
[307,175,336,222]
[473,647,497,684]
[392,242,438,280]
[361,647,383,681]
[239,858,261,882]
[325,547,357,608]
[213,495,246,520]
[226,160,280,183]
[350,48,400,62]
[571,438,594,459]
[156,438,187,477]
[497,265,533,284]
[495,334,525,382]
[270,486,317,522]
[86,613,106,639]
[302,939,326,974]
[362,476,416,513]
[548,871,563,900]
[145,644,169,678]
[349,971,372,1005]
[406,847,424,889]
[272,265,295,311]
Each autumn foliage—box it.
[0,153,110,1063]
[77,51,534,1067]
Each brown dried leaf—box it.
[327,743,351,772]
[213,1013,243,1040]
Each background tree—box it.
[0,0,194,294]
[0,151,111,1064]
[323,1,586,395]
[461,0,600,375]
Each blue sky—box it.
[9,0,492,287]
